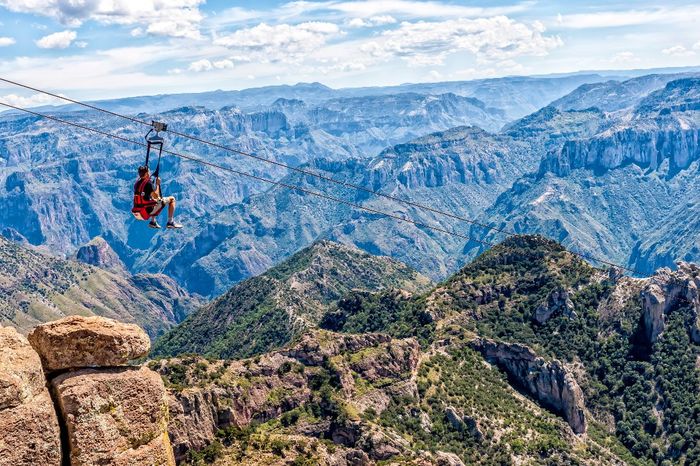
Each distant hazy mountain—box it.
[27,73,613,121]
[0,89,508,256]
[2,70,698,295]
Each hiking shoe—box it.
[148,220,161,229]
[166,221,183,229]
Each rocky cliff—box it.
[640,261,700,345]
[470,338,587,434]
[1,315,175,465]
[0,326,61,466]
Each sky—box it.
[0,0,698,105]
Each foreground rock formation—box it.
[28,315,150,371]
[470,337,587,434]
[155,329,421,463]
[1,316,174,466]
[53,367,173,465]
[0,327,61,466]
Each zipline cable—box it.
[0,81,647,276]
[0,76,515,237]
[0,100,497,249]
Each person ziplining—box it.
[131,121,183,229]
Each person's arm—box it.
[153,178,162,200]
[145,180,160,201]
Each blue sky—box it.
[0,1,698,104]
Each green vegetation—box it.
[320,289,434,345]
[437,236,699,464]
[152,240,431,360]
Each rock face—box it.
[28,315,150,371]
[640,262,700,345]
[75,236,127,273]
[471,337,587,434]
[0,326,62,466]
[156,330,420,463]
[52,366,174,466]
[534,288,575,324]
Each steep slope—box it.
[326,235,700,465]
[151,240,432,359]
[154,328,633,465]
[0,236,202,338]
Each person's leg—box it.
[167,197,176,222]
[164,197,182,228]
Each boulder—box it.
[471,337,587,434]
[435,451,466,466]
[0,326,62,466]
[52,366,174,466]
[28,315,150,371]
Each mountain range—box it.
[1,69,699,298]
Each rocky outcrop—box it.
[156,330,420,463]
[435,451,466,466]
[0,326,62,466]
[75,236,127,273]
[52,367,174,465]
[534,288,575,324]
[15,316,176,466]
[444,407,483,442]
[640,262,700,345]
[28,315,150,371]
[471,337,587,434]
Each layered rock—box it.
[157,330,421,463]
[28,315,150,371]
[52,367,174,465]
[471,337,587,434]
[0,326,62,466]
[640,262,700,344]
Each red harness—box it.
[131,178,158,221]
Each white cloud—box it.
[693,41,700,51]
[348,15,397,28]
[0,37,15,47]
[0,0,205,39]
[360,16,562,66]
[213,22,342,63]
[35,30,77,49]
[662,45,695,57]
[187,58,235,72]
[0,92,66,108]
[277,1,532,20]
[75,41,88,48]
[556,7,700,29]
